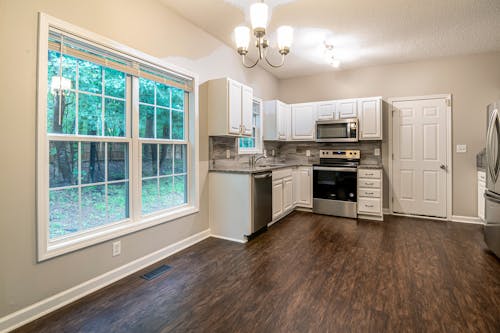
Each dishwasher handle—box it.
[254,173,272,179]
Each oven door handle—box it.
[313,166,358,172]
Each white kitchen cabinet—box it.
[283,176,294,212]
[208,77,253,137]
[296,166,312,208]
[316,101,336,121]
[272,180,284,220]
[358,97,382,140]
[337,99,358,119]
[263,100,290,141]
[357,168,383,221]
[478,171,486,221]
[291,103,316,141]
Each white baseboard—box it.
[0,229,211,333]
[210,234,247,243]
[450,215,484,225]
[383,208,391,215]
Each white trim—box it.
[390,212,448,222]
[237,97,263,155]
[0,229,210,333]
[450,215,484,225]
[383,208,392,215]
[36,13,200,261]
[210,234,248,243]
[387,94,453,220]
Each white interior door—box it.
[392,98,447,218]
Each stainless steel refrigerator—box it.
[484,101,500,257]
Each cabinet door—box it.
[358,97,382,140]
[272,180,284,219]
[283,176,294,212]
[292,168,299,205]
[337,99,357,119]
[277,102,290,140]
[228,79,242,135]
[291,103,316,140]
[316,101,336,121]
[297,167,312,207]
[241,85,253,136]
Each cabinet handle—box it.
[365,182,374,186]
[365,173,374,176]
[365,204,374,208]
[365,192,374,195]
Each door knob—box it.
[440,164,446,170]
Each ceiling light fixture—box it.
[234,1,293,68]
[324,42,340,68]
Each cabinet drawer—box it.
[358,188,381,198]
[358,179,381,188]
[358,198,381,214]
[358,169,382,179]
[272,168,293,180]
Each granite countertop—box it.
[358,164,383,169]
[209,162,313,174]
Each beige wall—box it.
[0,0,278,318]
[278,53,500,217]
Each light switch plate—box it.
[456,144,467,153]
[306,150,311,157]
[112,241,121,257]
[374,148,381,156]
[226,149,231,159]
[272,150,275,157]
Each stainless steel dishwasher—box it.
[250,171,273,235]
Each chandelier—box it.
[234,1,293,68]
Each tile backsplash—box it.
[210,136,382,168]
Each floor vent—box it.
[141,264,171,281]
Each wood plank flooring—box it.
[14,212,500,333]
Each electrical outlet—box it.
[306,150,311,157]
[263,149,267,157]
[112,241,121,257]
[226,149,231,159]
[456,144,467,153]
[374,148,381,156]
[271,149,275,157]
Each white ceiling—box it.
[160,0,500,79]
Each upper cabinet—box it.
[208,78,253,137]
[337,99,358,119]
[264,100,291,141]
[291,103,316,140]
[358,97,382,140]
[316,101,336,121]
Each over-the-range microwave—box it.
[316,118,359,142]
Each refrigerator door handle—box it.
[486,109,500,183]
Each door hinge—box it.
[446,99,451,107]
[392,153,394,160]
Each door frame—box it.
[388,94,453,220]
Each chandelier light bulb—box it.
[234,26,250,52]
[250,2,269,33]
[277,25,293,51]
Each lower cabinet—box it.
[272,166,313,222]
[357,168,383,221]
[478,171,486,221]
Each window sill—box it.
[39,205,200,261]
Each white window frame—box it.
[36,13,199,261]
[237,97,263,155]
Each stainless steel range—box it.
[313,149,360,218]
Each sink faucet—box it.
[250,154,266,168]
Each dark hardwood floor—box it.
[15,212,500,333]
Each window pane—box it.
[174,145,186,174]
[62,54,77,90]
[47,51,61,88]
[139,104,155,138]
[156,107,170,139]
[49,141,78,188]
[81,142,105,184]
[159,144,173,175]
[47,91,76,134]
[173,175,187,205]
[81,185,107,229]
[159,176,174,208]
[171,88,184,110]
[156,82,170,107]
[104,98,125,137]
[142,144,158,177]
[108,182,129,222]
[142,179,160,215]
[104,67,125,98]
[49,188,79,239]
[172,111,184,140]
[78,93,102,135]
[108,143,128,181]
[139,78,155,104]
[78,60,102,94]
